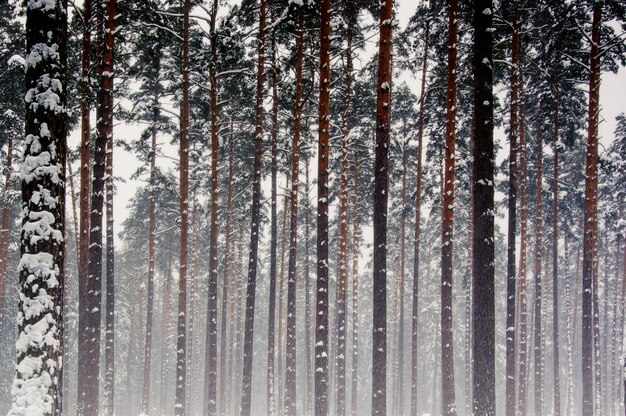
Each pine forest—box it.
[0,0,625,415]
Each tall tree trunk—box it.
[372,0,393,413]
[336,18,353,416]
[80,2,111,413]
[284,14,304,416]
[505,8,520,416]
[160,260,174,416]
[223,124,235,416]
[533,130,544,416]
[103,1,117,414]
[411,21,429,416]
[315,0,331,413]
[517,60,529,416]
[471,0,495,414]
[582,3,601,415]
[350,157,360,416]
[205,0,219,414]
[565,239,575,416]
[79,0,92,317]
[0,136,13,304]
[277,178,289,414]
[304,164,313,416]
[11,2,67,415]
[441,1,458,414]
[551,94,561,416]
[176,0,191,413]
[267,30,279,416]
[396,150,408,416]
[142,121,158,416]
[240,0,266,413]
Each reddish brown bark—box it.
[284,13,304,416]
[441,1,458,413]
[582,4,601,415]
[0,137,14,302]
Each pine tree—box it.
[372,0,393,413]
[471,0,495,414]
[9,1,67,415]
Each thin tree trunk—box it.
[350,157,360,416]
[142,117,158,416]
[224,123,235,416]
[267,30,279,416]
[304,163,313,416]
[534,130,544,416]
[551,93,561,416]
[471,0,495,414]
[411,21,429,416]
[315,0,331,413]
[396,150,408,416]
[160,260,174,416]
[240,0,266,413]
[582,4,601,415]
[0,136,13,303]
[205,1,219,414]
[441,1,458,413]
[372,0,393,413]
[336,18,352,416]
[284,13,304,416]
[103,2,117,414]
[175,0,191,413]
[517,59,529,416]
[505,8,520,416]
[12,3,67,415]
[277,177,289,414]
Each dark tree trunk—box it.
[240,0,265,413]
[372,0,393,413]
[284,13,304,416]
[533,130,544,416]
[517,60,529,416]
[205,0,219,414]
[315,0,331,413]
[160,260,174,416]
[267,30,279,416]
[471,0,495,414]
[505,8,520,416]
[223,124,235,416]
[582,4,601,415]
[103,2,117,414]
[396,151,408,416]
[175,0,191,413]
[14,2,67,415]
[551,93,561,416]
[336,17,353,416]
[441,1,458,413]
[79,0,92,314]
[142,120,158,416]
[80,2,111,412]
[411,21,429,416]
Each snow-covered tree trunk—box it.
[350,157,360,416]
[471,0,495,414]
[315,0,331,413]
[102,1,117,414]
[10,1,67,415]
[372,0,393,413]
